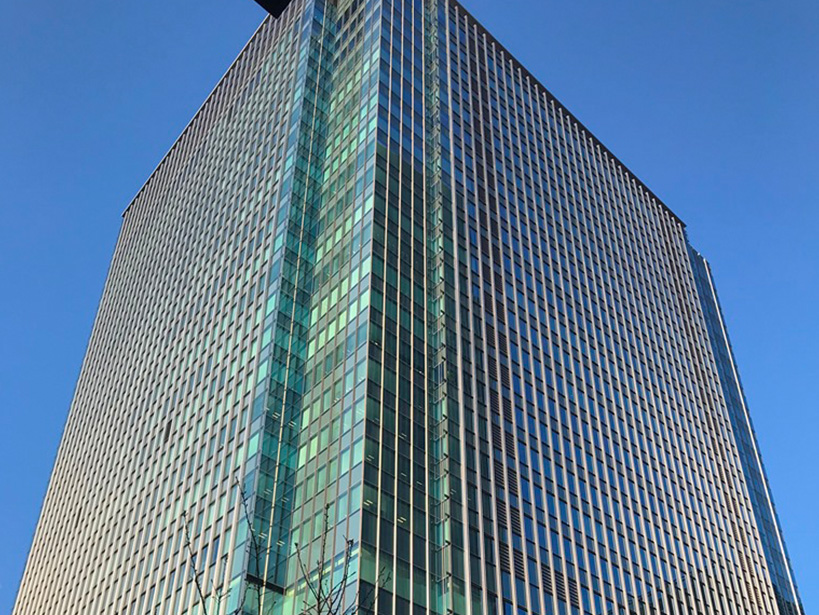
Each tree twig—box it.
[237,479,265,613]
[182,511,210,615]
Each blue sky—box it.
[0,0,816,612]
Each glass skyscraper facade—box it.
[13,1,803,615]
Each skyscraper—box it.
[13,0,804,614]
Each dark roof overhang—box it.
[252,0,292,17]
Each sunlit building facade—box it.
[13,1,803,614]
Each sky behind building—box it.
[0,0,816,612]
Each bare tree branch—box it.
[236,479,265,614]
[324,540,354,615]
[293,507,390,615]
[181,480,387,615]
[317,506,331,607]
[182,511,210,615]
[346,566,391,615]
[295,539,324,611]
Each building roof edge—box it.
[122,16,270,218]
[451,0,686,228]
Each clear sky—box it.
[0,0,816,612]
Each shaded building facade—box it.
[13,1,803,614]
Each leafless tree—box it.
[182,479,278,615]
[183,484,388,615]
[292,506,389,615]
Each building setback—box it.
[13,1,804,614]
